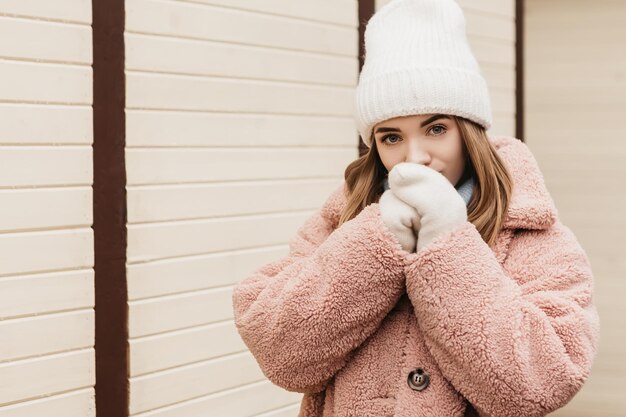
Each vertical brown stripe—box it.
[358,0,375,73]
[516,0,525,142]
[92,0,129,416]
[358,0,376,154]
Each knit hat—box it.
[355,0,492,148]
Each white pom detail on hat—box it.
[355,0,493,148]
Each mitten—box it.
[388,162,467,252]
[379,188,421,253]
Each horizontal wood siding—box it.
[525,1,626,415]
[125,0,359,415]
[0,2,95,415]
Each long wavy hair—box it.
[338,116,513,247]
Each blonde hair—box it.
[338,116,513,247]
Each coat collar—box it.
[488,135,558,230]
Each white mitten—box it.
[388,162,467,252]
[379,188,421,253]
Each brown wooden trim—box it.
[358,0,376,154]
[516,0,525,142]
[92,0,129,416]
[358,0,375,73]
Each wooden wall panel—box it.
[128,382,298,417]
[0,104,92,144]
[125,148,351,185]
[127,179,342,223]
[125,0,356,56]
[0,0,91,23]
[0,389,94,417]
[127,212,307,263]
[129,352,264,415]
[525,1,626,415]
[127,246,285,301]
[125,0,359,415]
[0,350,94,407]
[126,111,356,147]
[125,34,356,87]
[0,1,94,414]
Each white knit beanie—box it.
[355,0,492,148]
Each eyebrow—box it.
[374,114,451,134]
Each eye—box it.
[381,134,402,145]
[428,124,447,136]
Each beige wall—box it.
[525,1,626,415]
[0,1,95,416]
[377,0,517,138]
[124,0,359,415]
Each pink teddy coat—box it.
[232,136,600,417]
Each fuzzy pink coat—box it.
[232,136,600,417]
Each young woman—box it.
[232,1,599,416]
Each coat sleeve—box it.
[232,183,411,394]
[404,220,600,417]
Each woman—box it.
[232,1,599,416]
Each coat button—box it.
[407,367,430,391]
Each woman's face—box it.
[373,113,466,186]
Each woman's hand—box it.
[388,162,467,252]
[379,188,421,253]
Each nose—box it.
[405,138,431,165]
